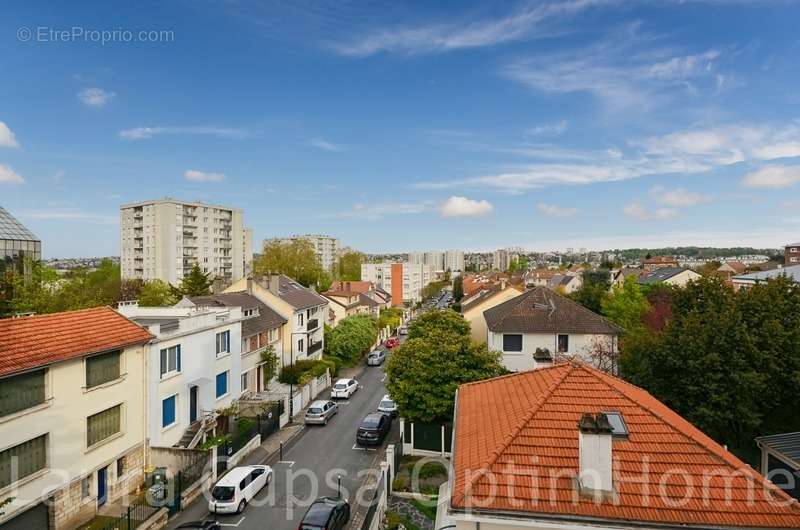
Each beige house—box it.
[226,275,327,367]
[459,284,524,343]
[638,266,701,287]
[0,307,152,530]
[322,290,380,327]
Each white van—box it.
[208,465,273,514]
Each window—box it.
[216,330,230,355]
[603,412,629,438]
[502,334,523,352]
[0,434,47,489]
[86,351,121,388]
[268,328,278,343]
[0,369,46,417]
[297,313,304,327]
[81,476,91,498]
[87,405,122,447]
[216,371,229,398]
[297,339,304,352]
[160,345,181,378]
[557,334,569,353]
[241,373,248,392]
[162,395,177,428]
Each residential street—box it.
[167,348,397,530]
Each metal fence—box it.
[360,471,386,530]
[95,493,159,530]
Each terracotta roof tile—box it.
[0,307,152,377]
[452,363,800,528]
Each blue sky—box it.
[2,1,800,257]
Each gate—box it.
[258,400,283,438]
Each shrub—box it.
[386,511,402,530]
[392,476,408,491]
[418,461,447,480]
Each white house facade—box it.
[118,305,243,449]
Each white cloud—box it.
[0,122,20,148]
[308,137,347,152]
[413,120,800,193]
[504,22,723,111]
[536,202,579,217]
[184,169,226,182]
[119,126,248,140]
[439,196,494,218]
[328,201,433,220]
[333,0,606,56]
[525,120,568,137]
[649,186,711,207]
[0,164,24,184]
[18,209,117,224]
[622,202,678,221]
[741,165,800,189]
[78,87,115,108]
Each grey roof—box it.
[0,206,39,241]
[187,291,287,337]
[733,264,800,283]
[483,287,622,335]
[130,316,180,332]
[638,267,691,285]
[756,432,800,465]
[274,275,328,310]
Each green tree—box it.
[336,251,364,281]
[175,264,213,296]
[601,275,649,333]
[326,315,379,364]
[508,255,529,274]
[452,275,464,302]
[254,239,328,289]
[378,307,404,330]
[569,283,608,314]
[139,279,178,306]
[408,309,470,339]
[621,277,766,449]
[385,331,504,423]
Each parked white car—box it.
[208,465,272,514]
[331,378,359,399]
[377,394,398,418]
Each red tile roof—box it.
[452,362,800,528]
[0,307,152,377]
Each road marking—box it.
[380,374,387,383]
[352,444,376,451]
[277,460,295,467]
[218,516,246,527]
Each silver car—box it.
[366,350,387,366]
[305,400,338,425]
[377,395,398,418]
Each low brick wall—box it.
[181,470,214,507]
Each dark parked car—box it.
[356,412,392,446]
[299,497,350,530]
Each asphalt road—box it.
[169,351,395,530]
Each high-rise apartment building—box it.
[268,234,341,272]
[408,249,464,275]
[361,262,434,306]
[493,249,510,271]
[120,199,252,284]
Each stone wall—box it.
[148,446,209,478]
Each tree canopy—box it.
[336,251,364,281]
[139,279,178,306]
[452,275,464,302]
[386,312,504,423]
[254,239,331,290]
[175,264,213,297]
[621,275,800,451]
[325,315,378,364]
[601,275,649,334]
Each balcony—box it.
[307,341,323,355]
[307,318,319,332]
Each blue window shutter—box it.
[160,349,166,376]
[177,345,181,371]
[162,396,176,427]
[216,371,228,398]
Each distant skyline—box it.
[2,1,800,257]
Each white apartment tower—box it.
[268,234,341,272]
[120,199,253,285]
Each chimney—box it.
[246,276,253,293]
[577,412,614,496]
[268,274,281,295]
